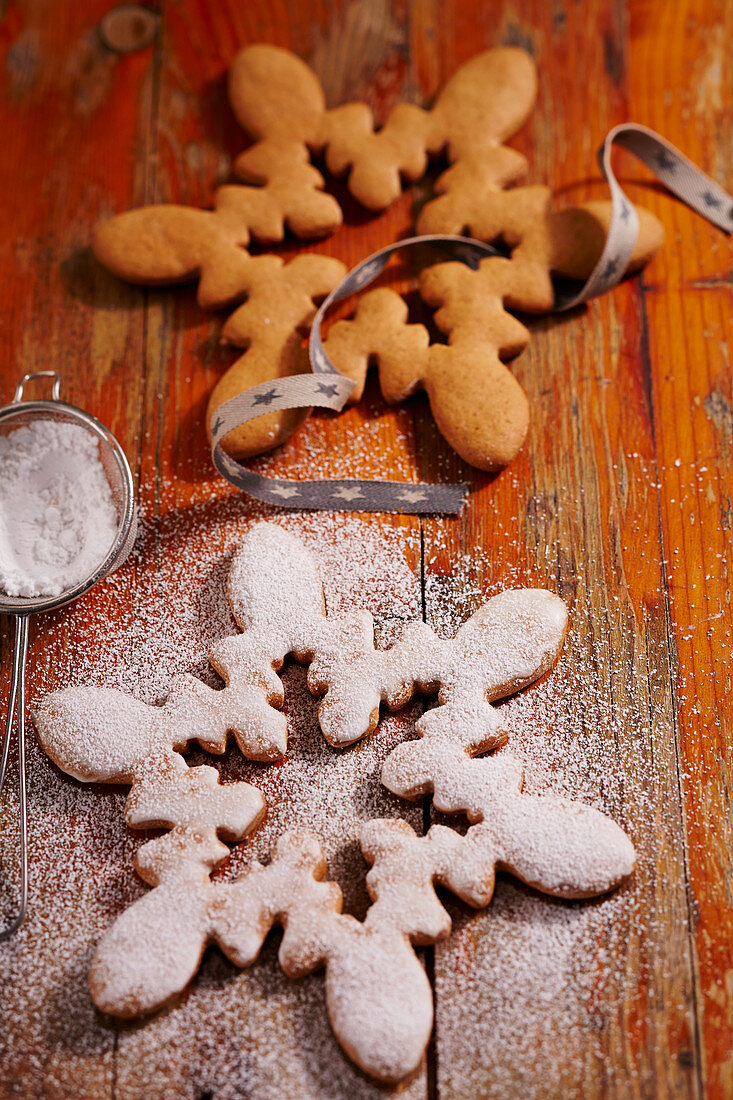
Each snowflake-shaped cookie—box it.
[33,523,634,1083]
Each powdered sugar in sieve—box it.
[0,371,137,938]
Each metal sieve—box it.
[0,371,137,938]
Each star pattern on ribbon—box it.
[253,388,281,406]
[217,450,242,476]
[317,382,340,399]
[701,189,722,210]
[654,149,677,172]
[619,200,631,222]
[332,487,364,501]
[398,489,428,503]
[270,485,301,499]
[602,257,619,280]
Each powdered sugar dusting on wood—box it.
[423,521,694,1098]
[0,499,683,1097]
[0,508,428,1098]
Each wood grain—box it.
[0,0,730,1097]
[629,4,733,1094]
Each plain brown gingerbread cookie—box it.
[92,44,664,470]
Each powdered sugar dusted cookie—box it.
[33,523,636,1083]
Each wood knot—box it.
[99,5,158,54]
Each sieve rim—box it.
[0,396,137,616]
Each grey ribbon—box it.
[554,123,732,309]
[211,236,498,514]
[212,125,732,512]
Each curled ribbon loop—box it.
[211,124,732,513]
[554,123,732,309]
[212,236,499,515]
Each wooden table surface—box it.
[0,1,731,1097]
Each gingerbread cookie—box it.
[93,196,346,456]
[34,523,636,1083]
[230,43,538,216]
[323,201,663,470]
[91,44,664,475]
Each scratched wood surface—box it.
[0,1,731,1097]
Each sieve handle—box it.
[0,615,30,939]
[13,371,61,404]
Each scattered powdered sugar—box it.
[434,881,636,1100]
[0,509,428,1099]
[65,509,421,704]
[0,498,689,1098]
[0,419,119,598]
